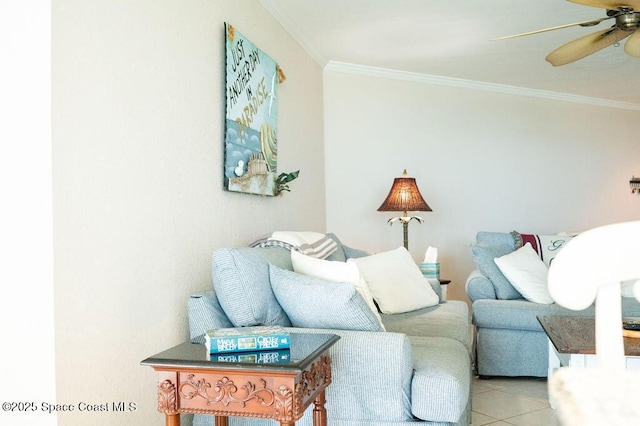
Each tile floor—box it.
[471,376,559,426]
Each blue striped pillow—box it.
[269,264,383,332]
[212,248,291,327]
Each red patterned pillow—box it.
[515,232,574,266]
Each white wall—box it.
[324,67,640,302]
[52,1,324,424]
[0,2,56,425]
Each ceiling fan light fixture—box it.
[616,11,640,30]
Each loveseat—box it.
[466,231,640,378]
[188,234,473,425]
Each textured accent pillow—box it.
[348,247,439,314]
[470,243,522,300]
[514,232,574,266]
[211,248,291,327]
[494,243,553,304]
[291,250,385,330]
[269,265,384,331]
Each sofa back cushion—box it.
[187,291,234,344]
[211,247,292,327]
[476,231,519,249]
[470,243,523,300]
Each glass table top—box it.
[141,333,339,373]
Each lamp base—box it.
[387,215,423,250]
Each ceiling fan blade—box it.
[624,29,640,56]
[546,27,632,66]
[492,17,609,40]
[568,0,640,11]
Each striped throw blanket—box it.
[251,231,338,259]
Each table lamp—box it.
[377,169,431,250]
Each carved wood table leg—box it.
[214,415,229,426]
[166,413,180,426]
[312,390,327,426]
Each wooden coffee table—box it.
[537,315,640,378]
[141,333,339,426]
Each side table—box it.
[141,333,339,426]
[538,315,640,378]
[439,279,450,300]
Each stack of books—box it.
[205,325,291,364]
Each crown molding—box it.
[325,61,640,111]
[259,0,640,111]
[259,0,327,67]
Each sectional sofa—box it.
[466,231,640,377]
[188,234,473,425]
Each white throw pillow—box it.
[348,247,439,314]
[494,243,553,304]
[291,250,385,329]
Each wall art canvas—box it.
[224,22,279,196]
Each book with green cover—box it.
[210,349,291,364]
[204,325,291,354]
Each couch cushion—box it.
[381,300,472,353]
[270,265,384,331]
[471,243,522,300]
[474,297,640,331]
[409,336,471,423]
[211,247,291,327]
[471,299,597,331]
[349,247,439,314]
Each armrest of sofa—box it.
[287,327,414,422]
[465,269,497,302]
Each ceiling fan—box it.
[494,0,640,66]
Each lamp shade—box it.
[377,170,432,212]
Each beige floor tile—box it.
[504,407,559,426]
[505,379,549,402]
[471,411,498,425]
[472,389,549,420]
[472,379,495,395]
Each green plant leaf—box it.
[275,170,300,195]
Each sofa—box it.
[188,234,473,425]
[466,231,640,378]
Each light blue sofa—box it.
[466,231,640,378]
[188,235,473,425]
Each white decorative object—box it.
[547,221,640,425]
[234,160,245,177]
